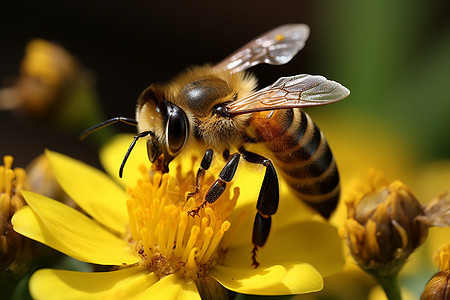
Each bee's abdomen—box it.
[251,109,339,219]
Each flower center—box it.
[1,155,38,279]
[1,155,28,233]
[126,162,240,279]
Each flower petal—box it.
[46,149,128,234]
[211,262,323,295]
[100,134,148,187]
[29,266,157,300]
[232,160,317,215]
[137,274,201,300]
[225,196,319,250]
[13,191,139,265]
[225,163,319,251]
[224,221,344,277]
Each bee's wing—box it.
[225,74,350,116]
[215,24,309,74]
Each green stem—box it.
[376,273,402,300]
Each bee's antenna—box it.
[119,131,152,178]
[80,117,138,140]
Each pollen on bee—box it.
[126,161,240,278]
[275,34,285,42]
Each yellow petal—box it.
[46,149,128,234]
[13,191,139,265]
[29,266,157,300]
[231,162,265,209]
[137,274,201,300]
[226,194,318,249]
[226,161,319,250]
[224,221,344,277]
[211,262,323,295]
[231,160,318,215]
[100,134,148,187]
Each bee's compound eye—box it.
[166,106,189,156]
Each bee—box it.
[81,24,350,267]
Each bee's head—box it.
[136,84,190,173]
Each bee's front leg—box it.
[239,146,279,268]
[187,149,214,200]
[188,152,240,217]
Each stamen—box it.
[1,156,28,219]
[127,163,240,278]
[196,216,209,249]
[0,166,4,193]
[182,226,200,262]
[365,219,380,258]
[140,227,151,258]
[391,219,408,251]
[220,189,245,249]
[435,243,450,271]
[187,247,199,275]
[205,207,216,231]
[157,222,167,255]
[126,201,138,242]
[0,194,10,233]
[175,213,188,257]
[4,156,13,170]
[202,221,230,263]
[197,227,214,262]
[165,206,178,256]
[5,170,14,196]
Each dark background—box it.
[1,0,449,169]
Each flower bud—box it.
[0,156,38,280]
[0,39,109,142]
[339,171,428,275]
[1,39,80,118]
[421,243,450,300]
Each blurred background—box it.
[1,0,449,299]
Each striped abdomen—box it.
[249,108,339,219]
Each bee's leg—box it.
[222,149,230,161]
[187,149,214,200]
[239,146,279,268]
[188,153,240,217]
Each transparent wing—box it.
[225,74,350,115]
[215,24,310,73]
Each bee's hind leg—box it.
[239,146,279,268]
[187,152,241,217]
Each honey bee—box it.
[81,24,350,267]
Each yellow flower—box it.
[339,171,429,272]
[12,138,344,299]
[421,242,450,299]
[0,155,38,280]
[339,170,450,299]
[0,39,109,140]
[1,39,79,116]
